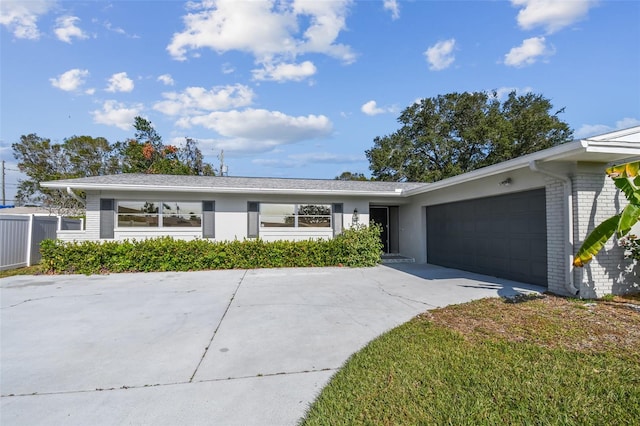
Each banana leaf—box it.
[617,203,640,237]
[573,214,620,267]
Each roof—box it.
[42,174,427,197]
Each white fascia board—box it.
[403,141,587,196]
[40,182,407,198]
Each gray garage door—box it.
[426,189,547,287]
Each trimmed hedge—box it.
[39,224,382,275]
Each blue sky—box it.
[1,0,639,203]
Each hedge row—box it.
[39,224,382,275]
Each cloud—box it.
[574,118,640,139]
[167,0,355,64]
[222,63,235,74]
[504,36,553,67]
[252,60,317,82]
[494,86,534,99]
[511,0,596,34]
[0,0,53,40]
[252,151,363,168]
[153,84,255,116]
[157,74,175,86]
[106,72,134,92]
[383,0,400,20]
[176,108,333,153]
[103,20,139,38]
[91,100,143,130]
[54,16,88,43]
[425,39,456,71]
[361,100,395,116]
[50,68,90,92]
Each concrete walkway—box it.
[1,264,543,425]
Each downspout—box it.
[67,187,86,207]
[528,161,579,295]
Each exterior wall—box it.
[57,190,373,243]
[544,177,569,295]
[572,163,639,298]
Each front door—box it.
[370,206,389,253]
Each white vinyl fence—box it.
[0,215,82,271]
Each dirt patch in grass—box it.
[421,294,640,361]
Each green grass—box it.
[0,265,43,279]
[302,296,640,425]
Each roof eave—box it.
[41,182,408,197]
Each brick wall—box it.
[572,166,639,298]
[544,177,569,295]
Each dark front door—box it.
[370,207,389,253]
[426,189,547,287]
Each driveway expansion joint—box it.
[188,269,247,383]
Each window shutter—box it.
[247,202,259,238]
[332,203,343,237]
[100,199,115,239]
[202,201,215,238]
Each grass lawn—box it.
[302,294,640,425]
[0,265,43,279]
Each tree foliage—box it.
[13,117,215,212]
[366,91,573,182]
[335,171,368,181]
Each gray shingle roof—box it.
[43,174,428,195]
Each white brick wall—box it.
[545,178,567,295]
[572,169,639,298]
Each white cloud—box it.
[383,0,400,20]
[157,74,175,86]
[222,63,235,74]
[425,39,456,71]
[167,0,355,64]
[504,36,553,67]
[252,60,317,82]
[494,86,534,99]
[0,0,53,40]
[153,84,255,116]
[361,100,396,116]
[176,108,333,153]
[252,151,363,168]
[574,118,640,139]
[511,0,596,34]
[106,72,134,93]
[103,21,139,38]
[91,100,143,130]
[50,68,90,92]
[85,88,96,95]
[54,16,88,43]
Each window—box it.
[260,203,331,228]
[117,201,202,228]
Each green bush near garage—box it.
[39,224,382,274]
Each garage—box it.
[426,189,547,287]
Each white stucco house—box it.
[42,126,640,298]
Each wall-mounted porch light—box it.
[352,208,359,225]
[499,177,513,187]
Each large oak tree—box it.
[365,91,573,182]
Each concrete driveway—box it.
[1,264,543,425]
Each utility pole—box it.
[218,150,228,176]
[1,160,5,206]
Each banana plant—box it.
[574,160,640,267]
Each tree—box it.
[12,134,117,214]
[574,160,640,267]
[365,91,573,182]
[335,171,368,181]
[13,117,216,213]
[113,117,216,175]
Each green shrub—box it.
[39,225,382,275]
